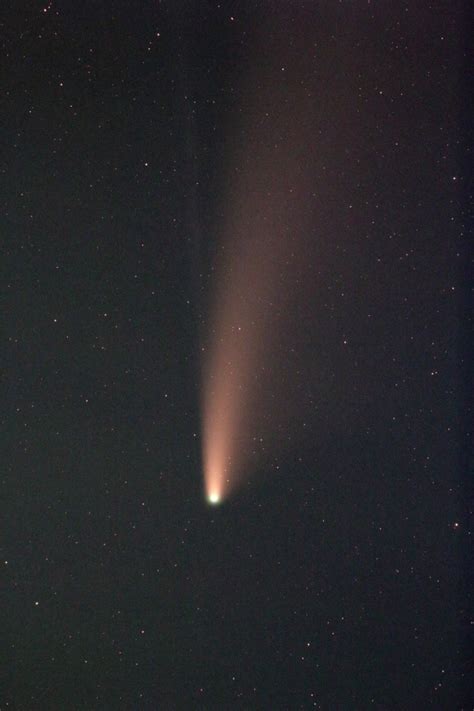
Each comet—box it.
[201,11,317,503]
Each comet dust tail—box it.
[201,11,317,502]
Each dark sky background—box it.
[1,1,470,709]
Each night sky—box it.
[2,2,471,709]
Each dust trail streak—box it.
[201,13,317,502]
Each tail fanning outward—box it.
[201,11,318,502]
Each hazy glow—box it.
[201,15,315,501]
[207,492,221,505]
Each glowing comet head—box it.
[207,492,221,505]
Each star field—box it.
[1,1,470,708]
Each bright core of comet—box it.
[208,492,220,505]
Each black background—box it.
[2,2,470,708]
